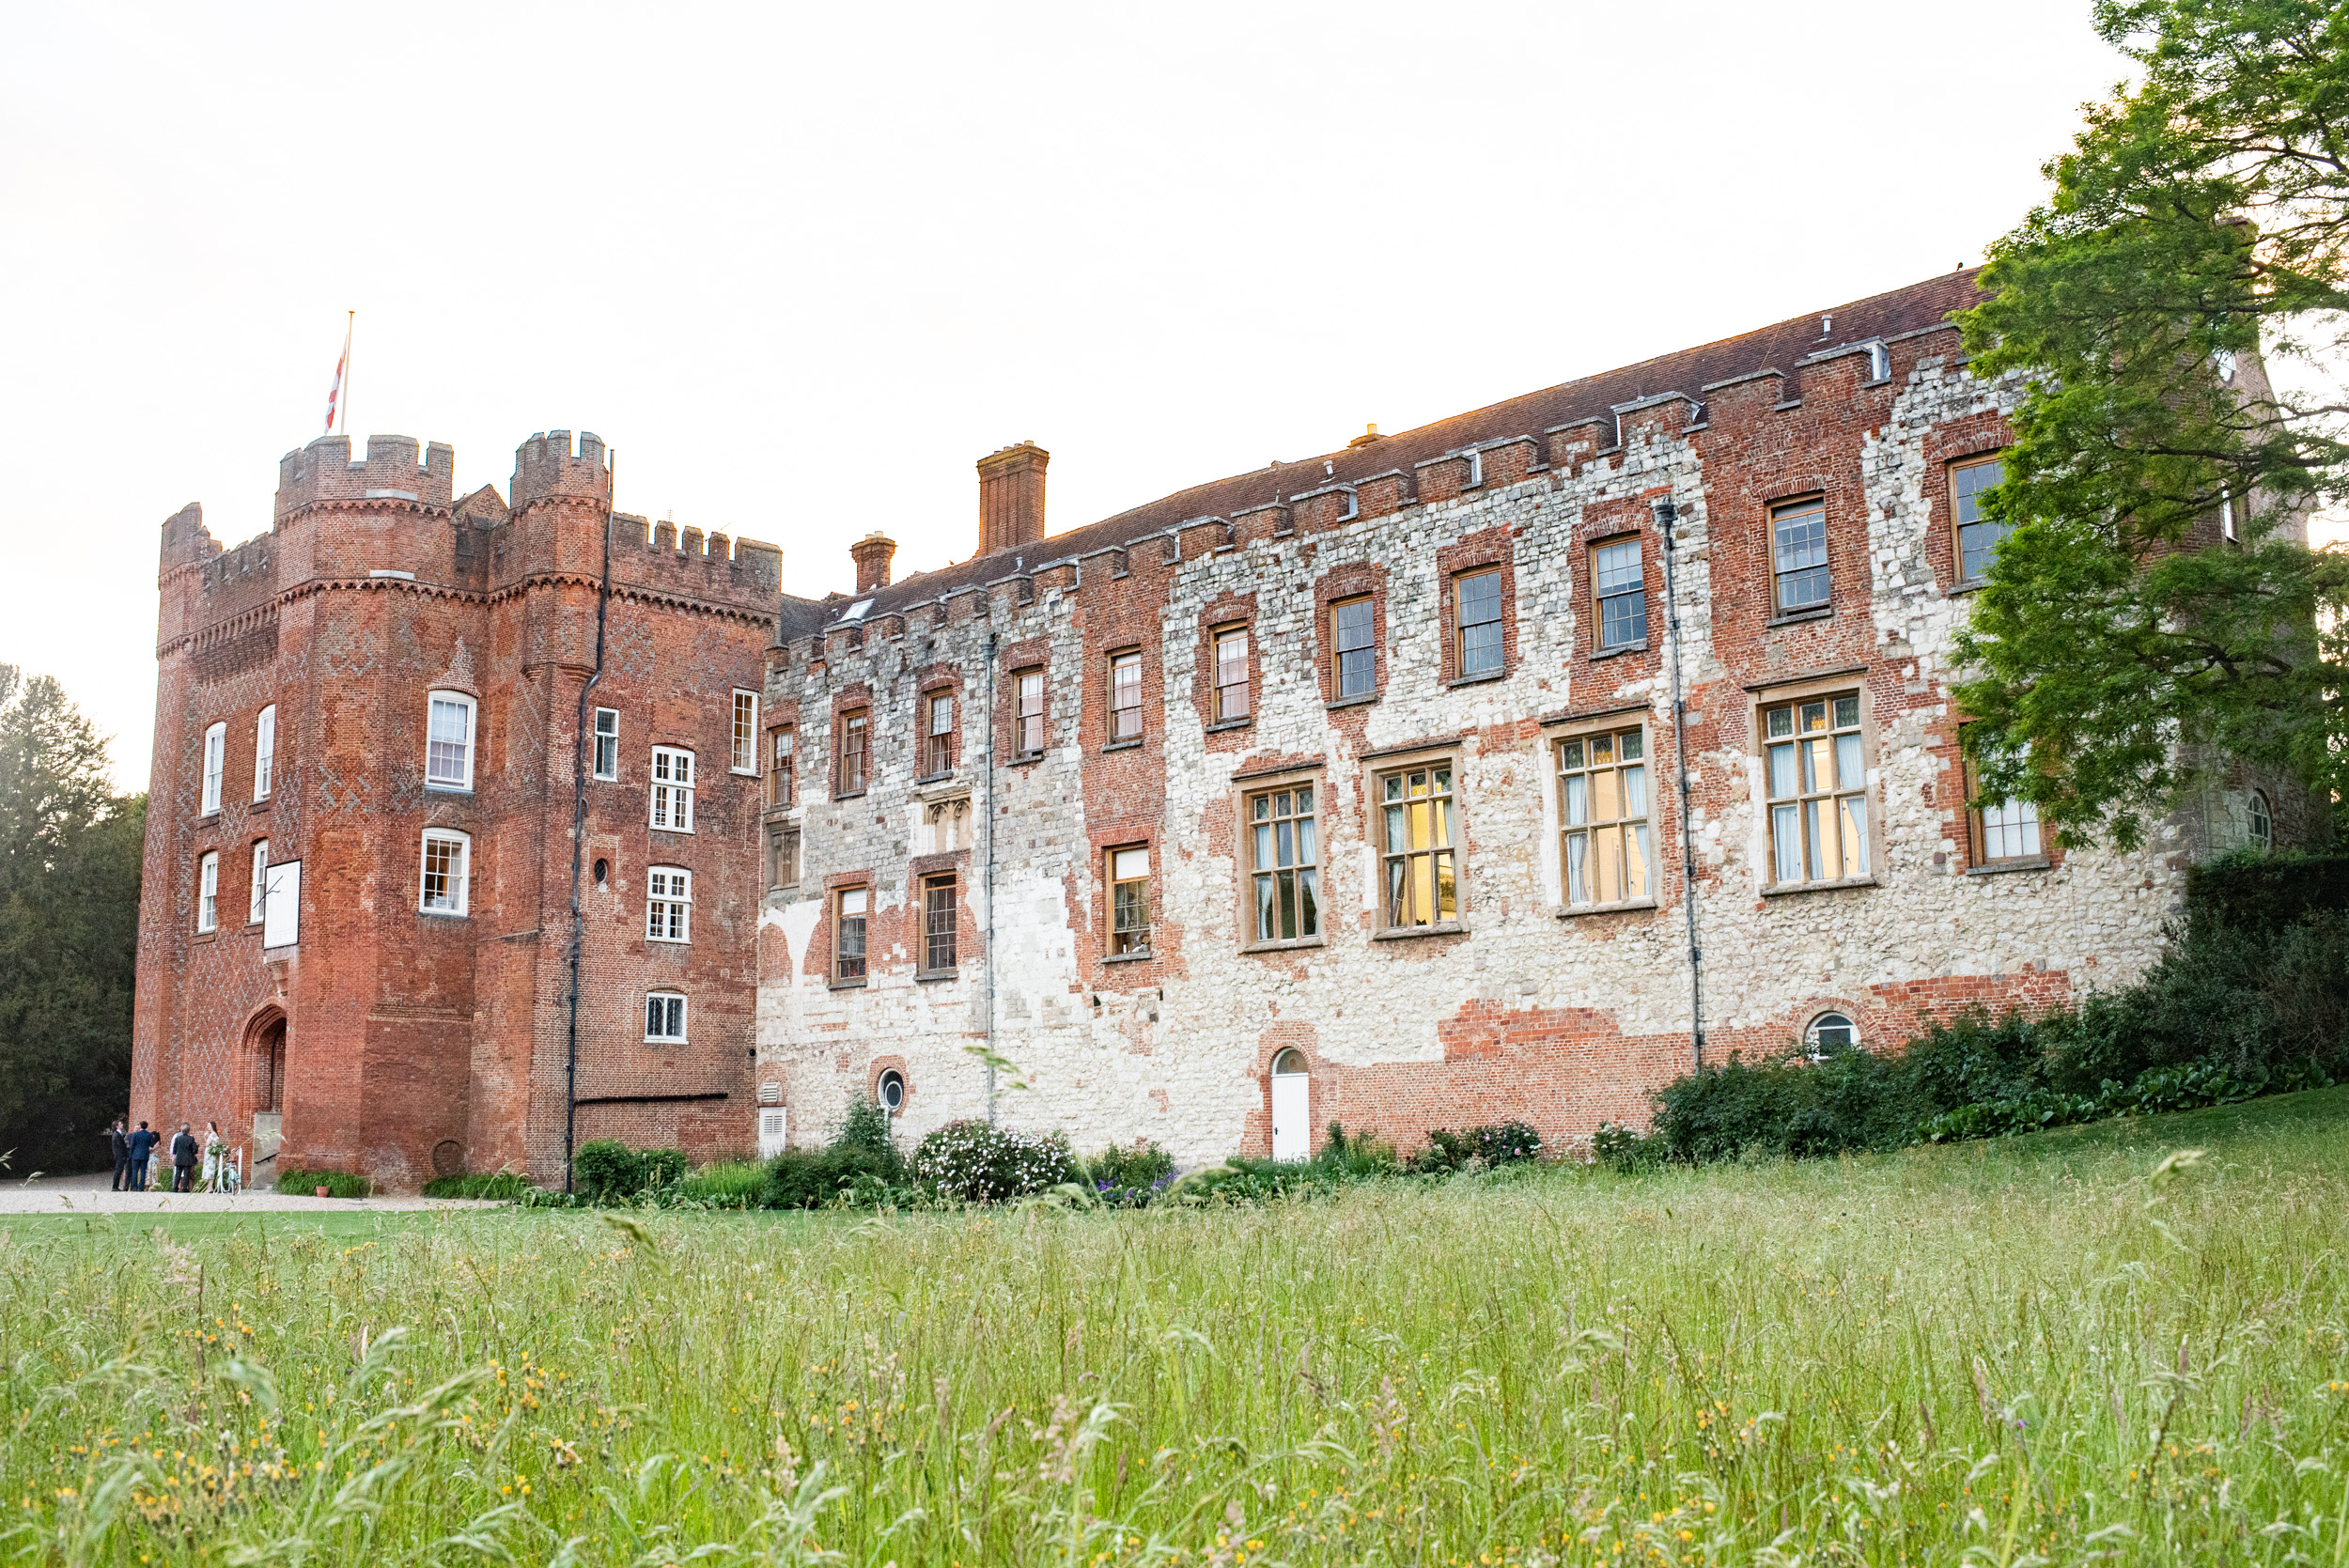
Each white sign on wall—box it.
[262,860,301,949]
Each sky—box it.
[0,0,2223,791]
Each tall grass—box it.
[4,1090,2348,1565]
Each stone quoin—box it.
[132,269,2313,1188]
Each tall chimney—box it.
[848,531,896,593]
[976,442,1049,556]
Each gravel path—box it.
[0,1172,503,1215]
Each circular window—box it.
[2249,790,2273,851]
[1805,1012,1858,1060]
[1270,1048,1307,1078]
[877,1068,906,1114]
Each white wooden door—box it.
[757,1108,787,1158]
[1270,1069,1310,1161]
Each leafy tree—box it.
[0,667,142,1174]
[1956,0,2349,847]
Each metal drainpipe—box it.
[563,457,615,1194]
[981,632,998,1126]
[1657,498,1705,1072]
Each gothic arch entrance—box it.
[244,1007,288,1172]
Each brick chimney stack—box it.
[976,442,1049,556]
[848,531,896,593]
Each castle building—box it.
[135,269,2310,1185]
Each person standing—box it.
[170,1124,198,1193]
[126,1122,156,1190]
[201,1122,225,1192]
[107,1120,131,1191]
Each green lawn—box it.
[4,1090,2347,1566]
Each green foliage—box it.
[1955,0,2349,847]
[910,1120,1078,1203]
[417,1172,536,1201]
[273,1167,374,1199]
[1647,1047,1935,1164]
[1408,1121,1545,1172]
[2185,847,2349,933]
[1592,1120,1661,1173]
[832,1095,904,1173]
[761,1142,904,1209]
[669,1161,769,1209]
[1315,1121,1399,1176]
[0,666,140,1174]
[1081,1140,1174,1205]
[568,1141,689,1203]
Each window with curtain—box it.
[1558,728,1651,907]
[1379,764,1458,927]
[1248,784,1318,943]
[1764,694,1870,886]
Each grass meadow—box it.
[4,1091,2348,1567]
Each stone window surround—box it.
[1746,668,1884,897]
[1918,414,2015,595]
[1233,761,1328,955]
[1547,712,1661,918]
[1365,741,1469,939]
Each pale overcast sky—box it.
[3,1,2153,790]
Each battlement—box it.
[160,502,221,572]
[511,429,611,510]
[274,434,455,520]
[601,513,781,606]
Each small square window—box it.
[645,992,688,1043]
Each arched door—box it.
[250,1014,287,1168]
[1269,1048,1311,1162]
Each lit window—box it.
[201,722,226,815]
[1764,695,1870,887]
[253,706,276,801]
[1330,598,1376,700]
[925,691,957,775]
[1109,651,1143,742]
[426,692,476,790]
[1248,785,1318,943]
[593,708,618,781]
[769,727,795,806]
[837,710,869,795]
[645,992,687,1043]
[923,872,957,971]
[249,840,269,924]
[419,829,471,915]
[646,866,692,942]
[1214,628,1250,722]
[1559,728,1652,907]
[196,851,219,933]
[1964,728,2042,864]
[834,887,868,981]
[1591,538,1646,651]
[1771,498,1830,613]
[650,747,695,831]
[731,690,760,774]
[1952,458,2008,582]
[1016,670,1047,755]
[767,824,800,890]
[1455,568,1503,676]
[1805,1012,1857,1061]
[1109,846,1150,955]
[1379,764,1458,928]
[2249,789,2273,851]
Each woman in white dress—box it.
[201,1121,226,1192]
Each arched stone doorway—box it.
[245,1008,288,1172]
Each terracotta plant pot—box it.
[316,1186,330,1198]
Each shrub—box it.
[1647,1047,1931,1164]
[275,1168,373,1199]
[763,1142,903,1208]
[1082,1140,1174,1206]
[1411,1121,1545,1172]
[912,1121,1078,1203]
[1315,1122,1399,1177]
[671,1161,768,1209]
[419,1171,535,1201]
[833,1096,904,1173]
[1592,1120,1661,1172]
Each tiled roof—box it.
[848,267,1986,623]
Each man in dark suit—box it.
[126,1122,156,1190]
[107,1120,131,1190]
[170,1125,199,1193]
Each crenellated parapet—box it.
[274,434,455,520]
[510,429,611,511]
